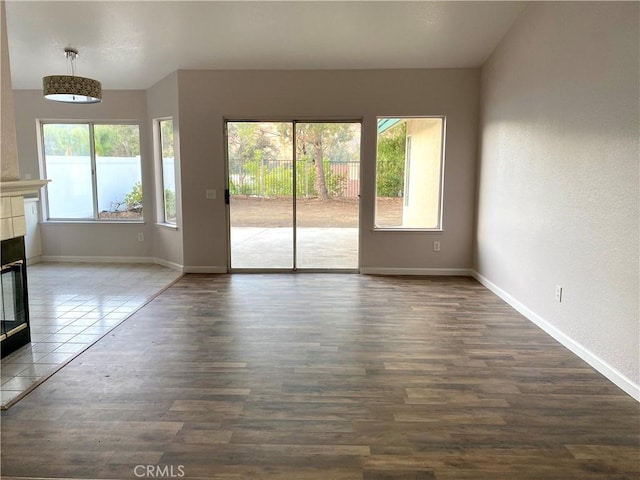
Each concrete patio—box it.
[230,227,358,269]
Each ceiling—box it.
[6,1,526,90]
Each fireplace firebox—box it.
[1,236,30,358]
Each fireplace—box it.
[1,236,30,358]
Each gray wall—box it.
[475,2,639,393]
[15,69,479,272]
[1,0,19,181]
[175,69,480,271]
[13,90,153,260]
[146,72,184,268]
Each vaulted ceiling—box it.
[6,1,526,90]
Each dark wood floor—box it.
[1,274,638,479]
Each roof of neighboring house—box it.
[377,118,404,135]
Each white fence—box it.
[162,157,176,194]
[46,155,142,218]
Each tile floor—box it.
[0,262,182,409]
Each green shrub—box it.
[229,158,347,199]
[324,160,346,198]
[164,188,176,219]
[125,181,143,211]
[376,124,406,197]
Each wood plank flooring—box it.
[1,274,638,479]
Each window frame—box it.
[153,117,178,227]
[373,115,446,232]
[403,135,412,208]
[39,120,144,223]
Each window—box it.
[41,122,143,221]
[157,119,176,225]
[374,117,445,229]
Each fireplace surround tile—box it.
[11,215,26,237]
[0,195,26,240]
[0,217,13,239]
[0,198,10,217]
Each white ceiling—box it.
[6,1,526,90]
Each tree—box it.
[42,124,90,156]
[160,119,174,158]
[376,123,406,197]
[228,123,282,195]
[228,123,280,168]
[301,126,330,200]
[282,123,355,201]
[228,122,355,199]
[94,125,140,157]
[42,124,140,157]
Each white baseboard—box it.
[472,270,640,402]
[41,255,154,264]
[26,255,42,266]
[361,267,472,276]
[183,266,227,274]
[152,257,184,272]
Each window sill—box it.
[43,220,145,225]
[371,227,443,233]
[155,222,178,230]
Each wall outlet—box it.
[205,189,216,200]
[433,241,441,252]
[137,232,144,242]
[555,285,563,303]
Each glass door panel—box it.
[227,122,294,269]
[295,122,361,269]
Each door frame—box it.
[224,118,363,273]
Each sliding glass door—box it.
[227,122,293,269]
[226,121,360,271]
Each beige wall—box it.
[176,69,479,271]
[146,72,183,268]
[1,0,19,181]
[13,90,153,260]
[14,69,478,271]
[476,3,639,393]
[403,118,443,228]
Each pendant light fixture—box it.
[42,47,102,104]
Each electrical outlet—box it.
[137,232,144,242]
[433,241,441,252]
[555,285,563,303]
